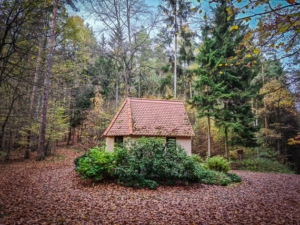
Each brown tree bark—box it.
[0,93,18,155]
[25,11,46,159]
[224,126,229,160]
[207,114,211,157]
[37,0,59,160]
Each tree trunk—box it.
[207,114,211,157]
[37,0,59,161]
[31,94,41,152]
[116,76,119,108]
[4,131,13,161]
[126,0,133,97]
[0,91,18,153]
[276,119,280,154]
[183,73,186,100]
[26,13,45,159]
[173,0,178,100]
[174,32,178,99]
[224,126,229,160]
[138,72,141,98]
[262,64,268,142]
[67,126,72,146]
[123,62,129,97]
[276,93,281,154]
[189,80,192,98]
[255,100,258,126]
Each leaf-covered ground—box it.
[0,148,300,225]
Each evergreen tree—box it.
[193,0,258,159]
[192,22,223,157]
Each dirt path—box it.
[0,148,300,224]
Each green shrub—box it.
[205,156,230,173]
[114,137,196,189]
[75,146,115,180]
[193,168,217,184]
[191,154,203,164]
[227,173,242,183]
[214,172,232,186]
[194,168,233,186]
[239,158,293,174]
[74,138,242,189]
[74,153,87,169]
[180,159,240,186]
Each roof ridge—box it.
[102,98,128,137]
[129,98,184,104]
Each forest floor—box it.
[0,147,300,225]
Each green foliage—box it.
[75,146,115,181]
[205,156,230,173]
[192,0,258,157]
[114,138,196,188]
[238,147,280,162]
[227,173,242,183]
[257,148,279,161]
[191,154,203,164]
[75,138,242,189]
[239,158,293,174]
[74,153,87,169]
[18,106,69,149]
[194,169,239,186]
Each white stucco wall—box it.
[176,137,192,156]
[105,137,114,152]
[105,136,192,155]
[105,136,133,151]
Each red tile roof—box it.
[103,98,195,137]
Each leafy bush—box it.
[191,154,203,164]
[194,168,238,186]
[214,172,232,186]
[114,138,197,188]
[74,153,87,169]
[205,156,230,173]
[194,168,218,184]
[227,173,242,183]
[75,138,242,189]
[75,146,115,180]
[239,158,293,174]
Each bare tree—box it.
[83,0,159,97]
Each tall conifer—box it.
[193,0,257,159]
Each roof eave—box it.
[102,98,129,137]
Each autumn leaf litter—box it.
[0,148,299,224]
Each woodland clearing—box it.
[0,147,300,225]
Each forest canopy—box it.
[0,0,299,172]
